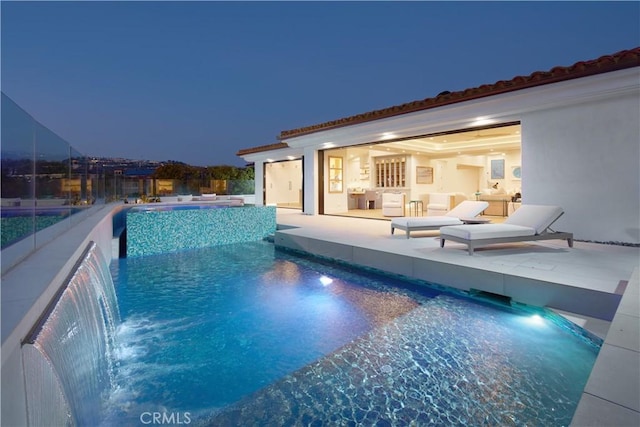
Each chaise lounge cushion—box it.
[392,216,463,229]
[440,224,535,240]
[504,204,563,234]
[390,201,489,238]
[441,205,563,240]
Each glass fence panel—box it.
[227,179,255,195]
[2,93,256,252]
[69,146,91,227]
[1,93,36,248]
[1,93,92,251]
[113,178,255,204]
[33,120,72,246]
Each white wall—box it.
[303,147,318,214]
[254,162,265,206]
[522,92,640,243]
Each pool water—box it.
[1,207,84,248]
[107,240,599,426]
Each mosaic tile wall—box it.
[126,205,276,257]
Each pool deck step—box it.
[274,228,625,321]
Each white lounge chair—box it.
[391,200,489,238]
[439,204,574,255]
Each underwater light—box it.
[319,276,333,286]
[527,314,546,327]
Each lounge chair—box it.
[391,200,489,238]
[439,204,573,255]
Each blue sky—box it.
[2,1,638,167]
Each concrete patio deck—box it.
[274,208,640,427]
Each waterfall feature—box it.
[21,242,120,426]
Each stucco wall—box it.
[522,92,640,243]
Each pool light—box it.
[319,276,333,286]
[526,314,546,327]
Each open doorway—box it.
[264,159,303,209]
[321,123,522,219]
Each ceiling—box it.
[351,124,521,158]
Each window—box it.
[375,156,406,188]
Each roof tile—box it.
[279,47,640,140]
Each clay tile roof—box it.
[236,142,288,157]
[278,47,640,140]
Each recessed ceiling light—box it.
[471,117,495,126]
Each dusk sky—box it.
[2,2,638,167]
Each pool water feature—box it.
[108,240,600,426]
[22,243,120,426]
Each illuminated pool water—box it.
[107,240,600,426]
[0,206,85,248]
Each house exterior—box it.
[238,48,640,245]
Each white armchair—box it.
[382,192,406,217]
[426,193,454,216]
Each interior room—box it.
[265,159,303,209]
[322,123,522,220]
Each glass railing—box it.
[1,92,255,254]
[1,93,93,251]
[113,178,255,203]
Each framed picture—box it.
[416,166,433,184]
[511,165,522,180]
[491,159,505,179]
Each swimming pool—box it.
[106,240,600,426]
[0,206,85,248]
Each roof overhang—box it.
[237,48,640,162]
[238,144,303,164]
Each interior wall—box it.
[482,151,522,194]
[522,92,639,243]
[265,160,302,207]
